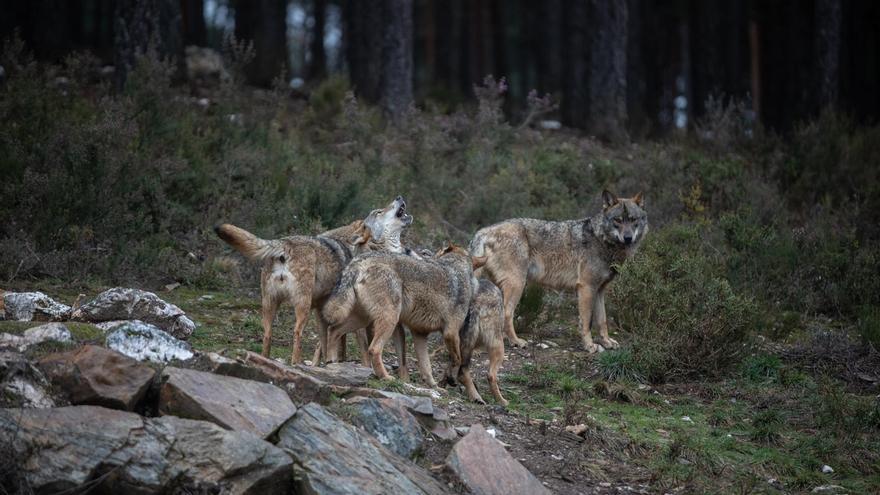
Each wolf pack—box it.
[216,191,647,406]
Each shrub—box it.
[741,354,782,383]
[597,348,645,383]
[610,222,755,382]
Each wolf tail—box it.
[214,223,277,261]
[322,270,358,326]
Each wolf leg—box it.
[290,303,310,364]
[260,299,278,358]
[487,341,508,406]
[411,333,437,387]
[499,280,528,347]
[393,325,409,381]
[593,288,619,349]
[355,329,370,366]
[312,316,327,364]
[367,317,397,380]
[576,274,600,353]
[460,366,485,404]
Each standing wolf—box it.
[215,197,412,363]
[470,190,647,352]
[322,245,484,384]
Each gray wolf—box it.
[215,196,412,363]
[321,244,485,384]
[453,279,508,406]
[470,190,647,352]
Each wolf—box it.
[215,196,412,364]
[470,190,647,352]
[453,279,508,406]
[321,244,485,384]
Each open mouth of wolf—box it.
[395,201,407,218]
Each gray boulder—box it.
[0,405,293,494]
[37,345,156,411]
[0,350,57,408]
[446,423,550,495]
[348,396,424,459]
[2,291,72,321]
[160,366,297,439]
[72,287,195,339]
[0,322,72,352]
[277,402,451,495]
[102,320,194,363]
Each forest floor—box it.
[3,281,878,495]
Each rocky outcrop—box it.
[0,350,57,408]
[277,402,451,495]
[102,320,194,363]
[446,423,550,495]
[159,366,297,439]
[0,322,72,351]
[2,291,72,321]
[72,287,195,339]
[349,389,457,441]
[0,405,293,494]
[348,396,424,459]
[37,345,156,411]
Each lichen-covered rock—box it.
[72,287,195,339]
[159,366,297,439]
[0,350,57,408]
[348,396,424,459]
[0,405,293,494]
[0,322,73,352]
[277,402,450,495]
[2,291,72,321]
[38,345,156,411]
[102,320,194,363]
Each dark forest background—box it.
[2,0,879,137]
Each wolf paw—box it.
[471,395,487,405]
[583,342,601,354]
[510,337,528,348]
[598,337,619,349]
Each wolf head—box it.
[597,190,647,246]
[360,196,413,251]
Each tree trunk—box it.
[562,0,589,129]
[309,0,327,81]
[586,0,628,141]
[815,0,841,110]
[181,0,206,47]
[380,0,414,122]
[344,0,383,102]
[538,0,564,96]
[233,0,288,87]
[113,0,183,90]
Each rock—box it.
[345,388,457,440]
[297,361,374,387]
[160,366,296,439]
[0,405,292,494]
[446,424,550,495]
[812,485,846,493]
[2,291,72,321]
[103,320,194,363]
[821,464,834,473]
[0,322,73,351]
[237,351,334,403]
[72,287,195,339]
[348,396,424,459]
[37,345,156,411]
[277,402,451,495]
[0,350,57,408]
[565,424,588,436]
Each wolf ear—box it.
[602,189,619,209]
[352,225,372,246]
[633,191,644,207]
[472,255,488,269]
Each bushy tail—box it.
[322,270,358,326]
[214,224,276,261]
